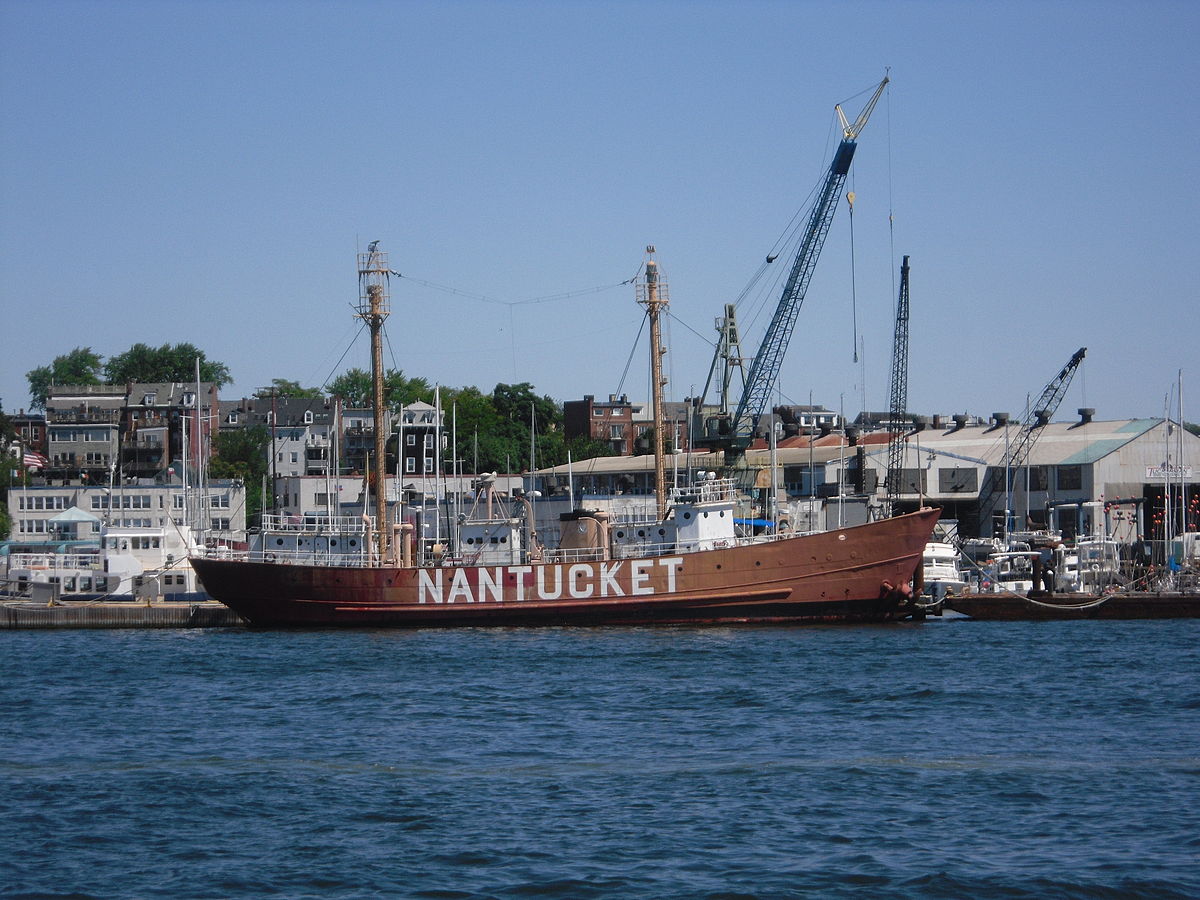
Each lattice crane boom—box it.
[724,76,889,463]
[978,347,1087,533]
[884,256,911,514]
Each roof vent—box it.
[1077,407,1095,425]
[932,414,943,429]
[992,412,1010,427]
[1034,409,1051,427]
[951,414,968,431]
[846,426,860,446]
[911,416,930,433]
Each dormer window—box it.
[303,410,313,424]
[228,412,238,425]
[143,393,156,406]
[182,392,196,408]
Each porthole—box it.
[719,511,725,517]
[500,536,508,543]
[276,538,284,546]
[683,512,692,520]
[637,530,645,537]
[330,539,337,547]
[616,530,626,538]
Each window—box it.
[303,410,313,424]
[1057,465,1082,491]
[424,457,434,473]
[609,425,624,440]
[406,434,416,446]
[938,468,978,493]
[424,434,434,449]
[228,412,238,425]
[405,457,416,473]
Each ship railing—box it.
[669,477,739,504]
[259,514,369,534]
[7,552,104,571]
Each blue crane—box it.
[711,76,890,465]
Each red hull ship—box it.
[192,507,940,627]
[196,223,940,628]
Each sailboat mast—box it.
[358,244,392,563]
[638,246,669,522]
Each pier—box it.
[1,600,243,629]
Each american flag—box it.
[22,449,48,469]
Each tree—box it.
[327,368,434,410]
[104,342,232,387]
[254,379,323,399]
[210,425,270,527]
[26,347,104,409]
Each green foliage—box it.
[104,342,232,387]
[327,368,434,410]
[26,347,104,410]
[254,379,323,399]
[210,425,270,526]
[1187,422,1200,438]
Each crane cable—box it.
[847,189,859,364]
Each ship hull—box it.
[192,508,940,627]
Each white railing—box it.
[259,514,369,534]
[7,552,104,571]
[670,477,739,504]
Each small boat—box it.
[192,246,941,627]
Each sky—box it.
[1,0,1196,426]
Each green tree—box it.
[254,379,323,399]
[327,368,434,411]
[1186,422,1199,438]
[26,347,104,410]
[104,342,232,387]
[210,425,270,527]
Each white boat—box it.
[921,541,968,599]
[2,522,205,603]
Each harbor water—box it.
[2,620,1198,899]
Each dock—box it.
[1,600,244,629]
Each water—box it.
[2,620,1198,899]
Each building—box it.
[824,411,1200,542]
[7,479,247,544]
[563,394,642,455]
[121,382,218,480]
[221,395,341,478]
[43,385,125,483]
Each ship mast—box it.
[357,243,391,563]
[637,245,669,522]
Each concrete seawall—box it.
[1,601,244,629]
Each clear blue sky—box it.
[2,0,1196,423]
